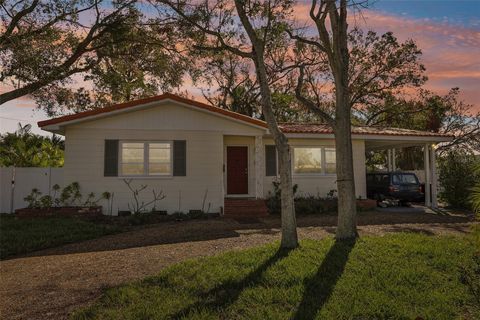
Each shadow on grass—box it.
[293,238,356,320]
[171,246,293,319]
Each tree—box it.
[287,1,429,238]
[362,88,480,153]
[286,0,357,238]
[0,0,144,105]
[156,0,299,248]
[29,8,190,116]
[0,124,64,167]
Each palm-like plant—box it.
[469,161,480,215]
[0,123,64,167]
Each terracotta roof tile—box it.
[279,123,454,138]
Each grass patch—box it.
[74,226,480,320]
[0,215,122,259]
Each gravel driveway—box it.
[0,209,476,320]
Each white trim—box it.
[424,144,431,207]
[224,145,250,196]
[254,136,264,199]
[118,140,173,178]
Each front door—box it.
[226,146,248,194]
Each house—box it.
[38,93,453,215]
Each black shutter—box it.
[173,140,186,176]
[104,140,119,177]
[265,145,277,176]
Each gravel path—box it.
[0,210,476,320]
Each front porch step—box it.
[224,199,269,217]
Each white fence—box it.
[0,167,64,213]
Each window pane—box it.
[122,148,144,162]
[325,148,336,173]
[393,174,418,184]
[149,143,170,149]
[294,147,322,173]
[122,163,144,175]
[149,148,170,162]
[122,143,144,149]
[149,163,171,175]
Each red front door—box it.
[227,146,248,194]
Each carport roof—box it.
[279,123,453,138]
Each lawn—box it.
[0,215,122,259]
[74,226,480,320]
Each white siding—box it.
[62,102,266,215]
[69,102,264,136]
[64,128,224,214]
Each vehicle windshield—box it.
[392,174,418,185]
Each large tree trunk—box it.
[334,92,358,239]
[331,0,357,239]
[276,134,298,248]
[256,63,298,248]
[234,0,298,248]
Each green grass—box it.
[74,226,480,320]
[0,215,122,259]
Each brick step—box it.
[224,198,269,217]
[224,208,269,215]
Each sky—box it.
[1,0,479,135]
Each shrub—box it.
[467,162,480,216]
[266,181,338,215]
[438,149,480,209]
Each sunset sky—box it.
[1,0,479,135]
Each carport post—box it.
[387,149,392,171]
[424,144,431,207]
[392,149,397,171]
[430,145,438,208]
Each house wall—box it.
[63,102,265,215]
[263,138,367,199]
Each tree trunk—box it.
[256,65,298,248]
[331,0,357,239]
[334,94,358,239]
[233,0,298,248]
[276,134,298,248]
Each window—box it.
[293,147,336,175]
[392,173,418,185]
[120,142,172,176]
[325,148,336,174]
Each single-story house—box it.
[38,93,453,215]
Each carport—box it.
[363,128,454,208]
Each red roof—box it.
[279,123,454,138]
[37,93,453,139]
[37,93,268,128]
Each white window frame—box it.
[292,146,336,176]
[119,141,173,177]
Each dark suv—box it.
[366,172,424,202]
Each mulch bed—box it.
[0,209,477,320]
